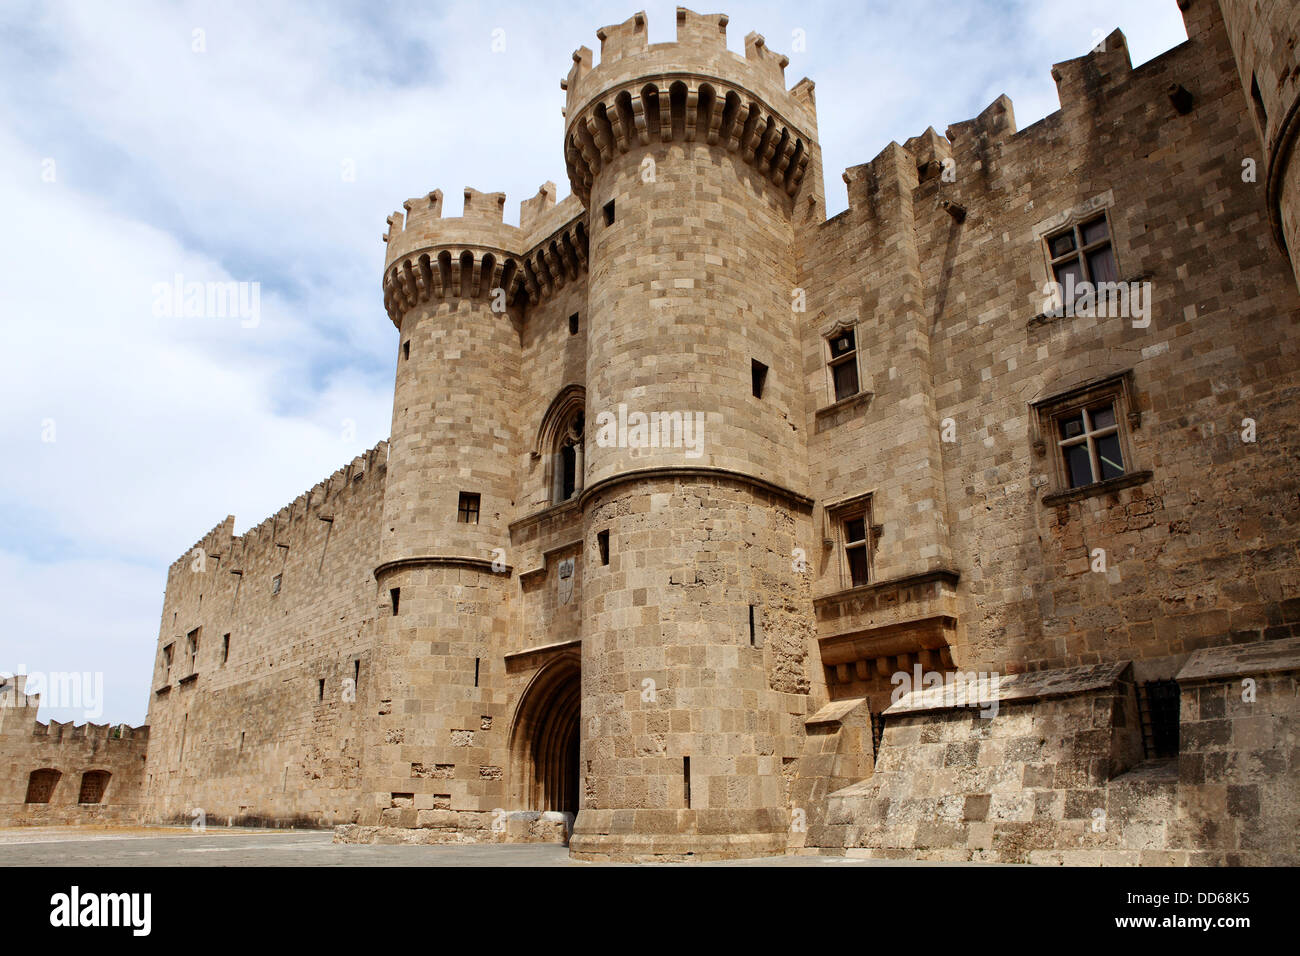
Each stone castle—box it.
[4,0,1299,864]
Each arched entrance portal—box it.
[509,655,581,814]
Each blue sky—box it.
[0,0,1190,725]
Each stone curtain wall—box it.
[802,2,1300,683]
[142,443,387,828]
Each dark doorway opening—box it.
[510,654,581,816]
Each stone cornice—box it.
[373,555,513,579]
[579,465,814,510]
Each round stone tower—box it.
[563,9,823,860]
[1217,0,1300,292]
[363,188,527,827]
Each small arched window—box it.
[535,385,586,507]
[25,768,61,804]
[556,411,584,503]
[78,770,111,804]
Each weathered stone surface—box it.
[5,1,1297,864]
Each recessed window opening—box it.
[1139,680,1180,759]
[1058,402,1125,488]
[1046,214,1118,299]
[844,516,870,587]
[828,328,860,402]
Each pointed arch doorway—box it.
[508,653,581,816]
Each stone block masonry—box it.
[0,676,149,826]
[5,0,1294,863]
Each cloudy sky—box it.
[0,0,1189,725]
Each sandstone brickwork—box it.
[140,442,388,827]
[0,676,149,826]
[8,0,1295,864]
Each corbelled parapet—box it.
[381,186,589,326]
[561,8,818,206]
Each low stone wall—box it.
[334,810,572,846]
[0,678,149,828]
[813,638,1300,865]
[1174,638,1300,864]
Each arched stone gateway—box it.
[508,654,581,817]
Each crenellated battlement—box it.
[168,440,389,576]
[561,8,818,206]
[381,185,589,326]
[166,515,235,574]
[832,22,1202,235]
[383,187,522,269]
[0,676,149,743]
[1050,29,1133,110]
[29,719,149,744]
[564,9,802,123]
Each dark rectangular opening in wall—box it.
[870,711,886,761]
[402,340,410,361]
[390,587,400,616]
[318,678,325,701]
[221,633,230,665]
[603,199,615,225]
[597,530,610,566]
[748,605,756,646]
[751,359,768,398]
[569,312,579,335]
[457,492,480,524]
[474,657,480,687]
[1251,73,1267,130]
[1138,680,1180,759]
[683,756,691,808]
[354,659,360,690]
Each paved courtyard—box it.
[0,826,934,866]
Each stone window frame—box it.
[161,642,174,683]
[1029,191,1136,321]
[1044,210,1119,297]
[457,491,481,524]
[1031,370,1151,506]
[532,385,587,508]
[823,322,862,405]
[185,627,200,674]
[823,491,878,591]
